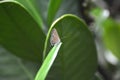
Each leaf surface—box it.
[47,0,62,26]
[14,0,44,29]
[35,42,62,80]
[0,1,45,62]
[103,19,120,59]
[44,14,97,80]
[0,46,39,80]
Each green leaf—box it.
[44,14,97,80]
[35,42,62,80]
[0,1,45,62]
[13,0,44,29]
[47,0,62,26]
[0,46,39,80]
[103,18,120,59]
[56,0,81,18]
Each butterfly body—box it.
[50,28,61,46]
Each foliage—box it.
[0,0,120,80]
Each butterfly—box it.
[50,28,61,46]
